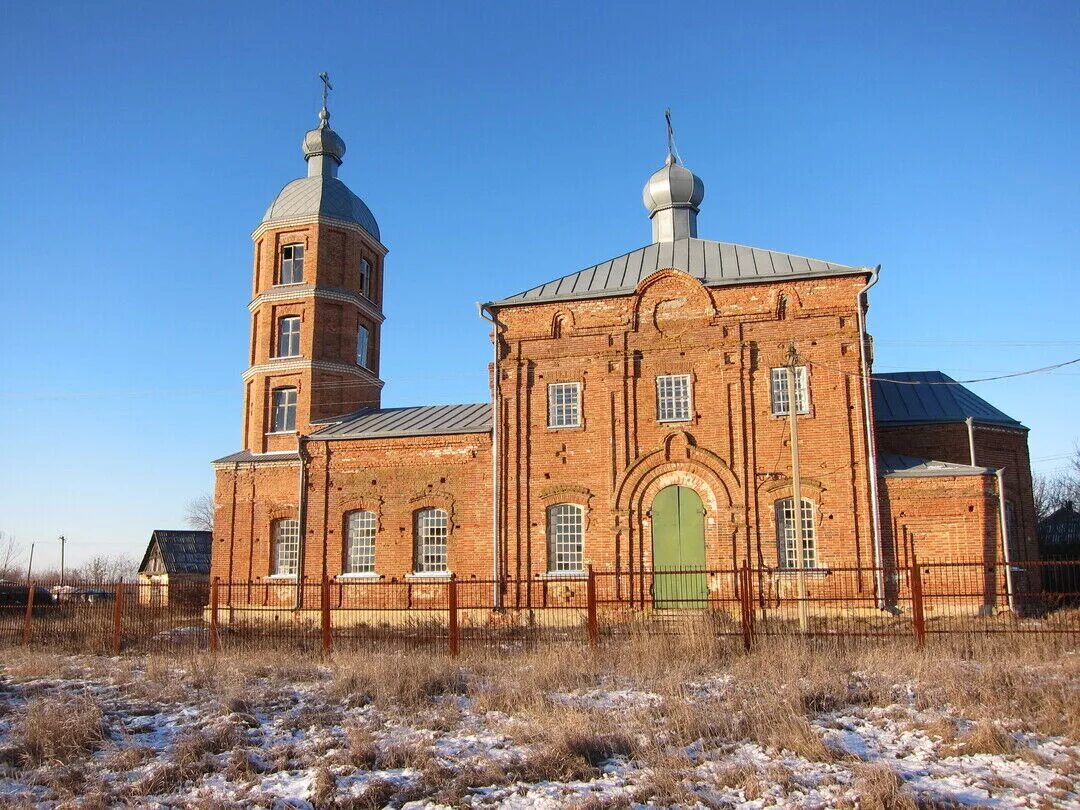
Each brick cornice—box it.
[248,284,385,325]
[242,359,385,387]
[251,215,388,256]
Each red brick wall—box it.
[877,423,1037,560]
[213,432,493,602]
[491,269,878,601]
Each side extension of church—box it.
[211,97,1037,608]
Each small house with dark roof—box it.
[207,85,1038,616]
[138,530,212,607]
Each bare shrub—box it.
[851,763,917,810]
[12,695,106,767]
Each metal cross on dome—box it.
[665,107,681,164]
[319,72,333,110]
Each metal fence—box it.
[1,557,1077,657]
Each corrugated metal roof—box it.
[312,402,491,440]
[879,453,994,478]
[212,450,300,464]
[489,238,868,306]
[139,530,212,575]
[872,371,1024,428]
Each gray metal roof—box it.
[139,530,212,575]
[212,450,300,464]
[489,238,868,307]
[872,371,1025,429]
[312,402,492,440]
[879,453,994,478]
[262,175,380,241]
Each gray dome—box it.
[642,154,705,213]
[303,109,346,163]
[262,176,380,241]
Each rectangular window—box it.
[548,504,584,573]
[277,316,301,358]
[776,498,817,569]
[548,382,581,428]
[770,367,810,415]
[272,519,300,576]
[356,325,370,368]
[415,508,448,573]
[271,387,297,432]
[345,511,377,574]
[279,244,304,285]
[656,374,691,422]
[359,259,370,297]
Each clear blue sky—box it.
[2,1,1077,569]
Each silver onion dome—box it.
[303,107,346,169]
[642,153,705,242]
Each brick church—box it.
[211,95,1037,607]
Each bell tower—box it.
[242,76,387,453]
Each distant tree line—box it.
[1034,446,1080,522]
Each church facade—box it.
[211,99,1037,609]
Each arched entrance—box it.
[651,485,707,608]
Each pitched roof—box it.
[488,238,869,307]
[872,371,1025,429]
[212,450,300,464]
[311,402,491,440]
[879,453,994,478]
[139,530,212,576]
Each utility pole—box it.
[59,535,66,587]
[786,342,810,632]
[26,542,35,583]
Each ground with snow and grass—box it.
[0,636,1078,809]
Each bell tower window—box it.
[278,244,304,285]
[271,387,297,433]
[359,259,371,297]
[357,325,370,369]
[277,316,301,358]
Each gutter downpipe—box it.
[965,417,977,466]
[996,467,1016,613]
[477,303,501,609]
[294,434,309,610]
[856,266,886,609]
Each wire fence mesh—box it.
[1,558,1077,657]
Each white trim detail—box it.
[249,284,385,325]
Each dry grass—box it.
[9,694,106,767]
[850,762,917,810]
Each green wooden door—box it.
[651,485,708,608]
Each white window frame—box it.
[270,387,297,433]
[278,244,304,285]
[344,510,377,575]
[770,367,810,416]
[547,503,585,573]
[775,497,817,569]
[359,258,371,297]
[656,374,692,422]
[277,316,301,358]
[415,508,448,574]
[356,324,370,369]
[547,382,581,428]
[272,519,300,576]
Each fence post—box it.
[739,561,753,653]
[320,574,333,658]
[22,582,36,647]
[112,580,124,655]
[209,578,220,654]
[910,553,926,650]
[586,564,599,648]
[447,575,459,657]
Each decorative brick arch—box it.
[631,268,716,336]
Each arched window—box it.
[415,508,448,573]
[547,503,584,573]
[774,498,816,569]
[271,387,297,432]
[272,518,300,576]
[344,510,377,574]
